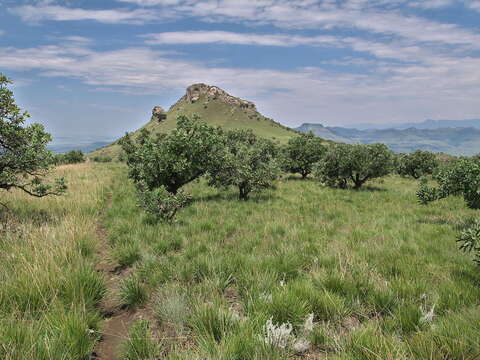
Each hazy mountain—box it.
[349,119,480,130]
[296,122,480,156]
[294,123,352,143]
[48,136,116,154]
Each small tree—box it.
[208,129,280,200]
[121,115,225,220]
[397,150,438,179]
[55,150,85,165]
[0,74,66,202]
[315,143,394,189]
[281,132,326,179]
[417,157,480,209]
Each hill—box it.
[90,84,297,160]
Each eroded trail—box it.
[91,195,136,360]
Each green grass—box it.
[102,167,480,359]
[0,163,117,360]
[2,163,480,359]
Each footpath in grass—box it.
[0,163,116,360]
[103,168,480,359]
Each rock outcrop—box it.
[174,83,257,111]
[151,106,166,122]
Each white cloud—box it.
[9,5,159,24]
[142,31,339,47]
[0,41,479,125]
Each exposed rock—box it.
[151,106,166,122]
[176,83,257,111]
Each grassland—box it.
[90,95,296,161]
[2,163,480,359]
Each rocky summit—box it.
[176,83,257,111]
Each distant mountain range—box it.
[295,121,480,156]
[346,119,480,130]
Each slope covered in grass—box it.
[0,163,117,360]
[103,167,480,359]
[2,163,479,359]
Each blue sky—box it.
[1,0,480,138]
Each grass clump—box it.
[122,320,160,360]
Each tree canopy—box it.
[0,74,66,201]
[281,132,326,178]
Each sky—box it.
[1,0,480,138]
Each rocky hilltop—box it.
[172,83,257,111]
[89,83,296,160]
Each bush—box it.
[0,74,66,199]
[417,157,480,209]
[91,155,112,163]
[138,185,191,222]
[457,218,480,265]
[120,115,224,221]
[207,129,280,200]
[315,143,394,189]
[55,150,85,165]
[397,150,438,179]
[281,132,326,178]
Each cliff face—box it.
[173,83,257,111]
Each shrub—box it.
[0,74,66,199]
[91,155,112,163]
[207,129,280,200]
[138,185,191,222]
[120,115,224,220]
[397,150,438,179]
[417,157,480,209]
[55,150,85,165]
[281,132,326,178]
[315,143,394,189]
[457,218,480,265]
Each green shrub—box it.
[417,157,480,209]
[56,150,85,165]
[0,74,66,198]
[281,132,326,178]
[397,150,438,179]
[208,129,280,200]
[315,143,394,189]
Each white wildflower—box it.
[263,317,293,349]
[303,313,315,335]
[420,304,436,324]
[293,338,311,354]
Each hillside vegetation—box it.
[2,163,480,359]
[91,84,296,161]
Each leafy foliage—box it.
[55,150,85,165]
[457,218,480,265]
[208,129,280,200]
[0,74,66,199]
[121,115,225,195]
[138,185,191,222]
[417,157,480,209]
[121,115,224,220]
[397,150,438,179]
[315,143,394,189]
[281,132,326,178]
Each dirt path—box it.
[91,196,136,360]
